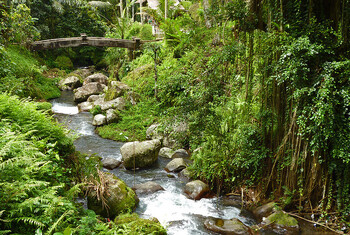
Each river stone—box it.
[204,218,253,235]
[102,157,121,170]
[184,180,210,200]
[106,109,120,124]
[105,81,130,101]
[132,181,164,195]
[172,149,189,158]
[159,147,175,159]
[87,172,139,218]
[88,94,101,103]
[100,97,126,111]
[83,73,108,85]
[178,168,191,180]
[59,76,81,90]
[260,211,299,235]
[252,202,276,222]
[73,67,94,79]
[92,114,107,126]
[164,158,187,172]
[120,139,161,170]
[74,82,104,102]
[78,101,93,112]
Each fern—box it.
[16,217,45,228]
[47,210,74,235]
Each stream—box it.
[51,90,256,234]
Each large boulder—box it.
[87,172,139,218]
[102,157,122,170]
[83,73,108,85]
[59,76,82,90]
[158,147,175,159]
[92,114,107,126]
[165,158,187,172]
[171,149,189,158]
[105,81,130,101]
[74,82,104,102]
[88,94,102,103]
[204,218,253,235]
[120,139,161,170]
[100,97,126,111]
[260,211,299,235]
[132,181,164,195]
[184,180,210,200]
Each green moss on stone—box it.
[114,213,167,234]
[266,211,298,227]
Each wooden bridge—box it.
[30,34,142,51]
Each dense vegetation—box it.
[1,0,350,233]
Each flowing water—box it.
[51,91,256,234]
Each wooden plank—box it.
[30,36,143,50]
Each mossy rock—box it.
[114,213,166,234]
[266,211,298,227]
[87,172,139,218]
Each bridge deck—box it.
[30,35,142,50]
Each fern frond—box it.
[47,210,74,235]
[65,183,85,200]
[16,217,45,228]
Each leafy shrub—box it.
[55,55,74,70]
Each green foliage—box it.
[0,45,60,100]
[96,99,158,142]
[0,94,79,234]
[90,105,103,116]
[55,55,74,70]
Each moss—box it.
[266,211,298,227]
[114,213,167,235]
[87,173,139,218]
[55,55,73,70]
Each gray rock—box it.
[178,168,191,180]
[78,101,93,112]
[120,139,161,170]
[73,67,94,79]
[172,149,189,158]
[132,181,164,195]
[204,218,253,235]
[59,76,81,90]
[83,73,108,85]
[106,109,120,124]
[87,172,138,218]
[100,97,126,111]
[165,158,187,172]
[252,202,276,222]
[102,157,121,170]
[184,180,210,200]
[74,82,104,102]
[87,94,101,103]
[159,147,175,159]
[92,114,107,126]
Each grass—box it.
[96,99,159,142]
